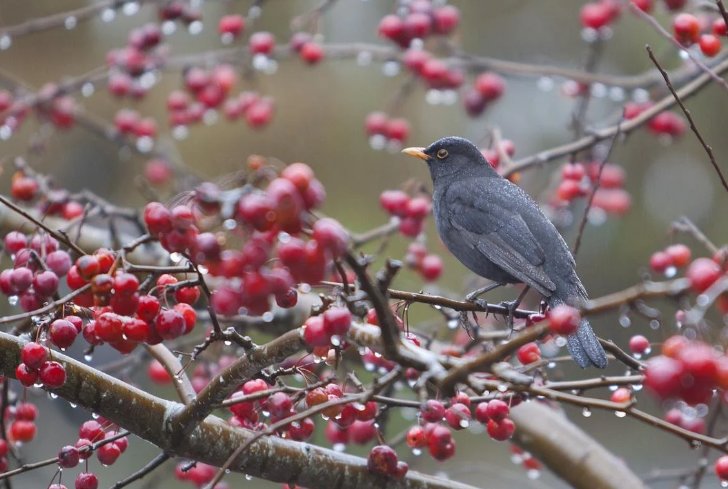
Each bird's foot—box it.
[499,299,519,334]
[458,310,481,340]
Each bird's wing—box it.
[446,182,556,296]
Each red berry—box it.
[420,399,445,422]
[486,417,515,441]
[474,72,505,101]
[21,342,48,369]
[610,387,632,403]
[367,445,398,476]
[137,294,161,322]
[665,244,691,268]
[580,2,612,30]
[313,218,349,258]
[517,342,541,364]
[58,445,80,468]
[648,111,686,137]
[379,190,410,216]
[303,315,329,347]
[4,231,27,253]
[218,14,244,37]
[300,42,324,64]
[644,355,684,399]
[485,399,510,421]
[155,309,186,339]
[75,472,99,489]
[628,335,650,354]
[249,31,276,55]
[649,251,674,273]
[15,363,38,387]
[148,360,171,384]
[444,403,471,430]
[699,34,721,57]
[713,18,727,36]
[49,319,78,349]
[11,176,39,201]
[97,443,121,465]
[686,257,722,293]
[420,254,443,282]
[630,0,653,12]
[175,285,200,305]
[365,112,388,136]
[378,15,405,41]
[673,13,701,45]
[716,455,728,480]
[143,202,173,235]
[10,420,36,442]
[385,118,410,143]
[323,307,352,337]
[547,304,580,335]
[75,255,100,280]
[433,5,460,34]
[39,360,66,388]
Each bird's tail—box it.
[548,297,608,368]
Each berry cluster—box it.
[367,444,409,479]
[672,13,726,56]
[17,342,66,388]
[379,190,431,237]
[7,402,38,445]
[555,161,631,216]
[463,72,506,117]
[648,243,691,274]
[377,2,460,49]
[364,112,411,147]
[1,231,70,311]
[301,307,352,348]
[644,336,728,405]
[405,242,443,282]
[175,461,226,488]
[106,22,164,99]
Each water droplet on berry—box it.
[446,319,459,330]
[122,2,140,15]
[412,448,422,456]
[64,16,78,29]
[426,89,443,105]
[590,83,607,98]
[162,21,176,35]
[609,86,625,102]
[262,312,274,322]
[92,412,100,419]
[363,361,375,372]
[300,284,311,294]
[582,408,591,417]
[0,35,12,50]
[369,134,387,150]
[221,33,234,45]
[382,61,400,77]
[356,51,372,66]
[720,481,728,488]
[188,21,203,35]
[497,384,507,392]
[69,402,77,408]
[459,419,469,428]
[581,27,598,43]
[136,136,154,153]
[665,265,677,278]
[253,54,269,71]
[100,8,115,22]
[172,125,188,140]
[679,49,690,60]
[8,295,18,306]
[619,315,631,328]
[0,125,12,140]
[555,336,567,347]
[203,109,218,126]
[537,77,554,92]
[170,253,182,263]
[81,82,95,97]
[526,469,541,480]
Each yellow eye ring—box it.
[436,149,448,159]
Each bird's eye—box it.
[436,149,448,159]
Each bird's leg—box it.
[500,286,530,332]
[465,282,504,310]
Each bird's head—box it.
[401,136,497,182]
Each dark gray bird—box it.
[402,136,607,368]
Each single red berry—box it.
[313,218,349,258]
[379,190,410,216]
[629,335,650,354]
[39,360,66,388]
[486,417,515,441]
[644,355,684,399]
[378,15,405,41]
[433,5,460,34]
[715,455,728,480]
[420,399,445,422]
[75,255,100,280]
[630,0,653,12]
[11,176,39,201]
[97,443,121,465]
[367,445,398,476]
[49,319,78,349]
[249,31,276,55]
[15,363,38,387]
[148,360,172,384]
[21,342,48,369]
[686,257,722,293]
[713,18,727,36]
[155,309,186,339]
[673,13,701,45]
[547,304,581,335]
[580,2,612,30]
[385,118,410,143]
[302,315,330,347]
[113,272,139,295]
[10,420,36,442]
[517,342,541,364]
[474,72,505,101]
[58,445,80,468]
[365,112,388,136]
[323,307,352,337]
[610,387,632,403]
[420,254,444,281]
[4,231,27,254]
[218,14,245,37]
[665,244,691,268]
[75,472,99,489]
[75,438,93,459]
[699,34,722,57]
[300,42,324,64]
[485,399,510,421]
[444,403,472,430]
[650,251,674,273]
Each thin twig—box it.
[645,45,728,193]
[109,452,170,489]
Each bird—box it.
[401,136,607,368]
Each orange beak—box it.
[401,147,429,161]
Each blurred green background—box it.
[1,0,727,488]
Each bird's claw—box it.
[499,299,519,333]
